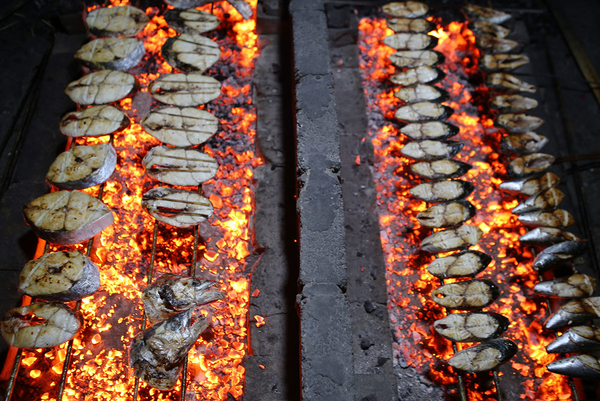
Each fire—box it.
[359,15,571,400]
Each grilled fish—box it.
[409,159,472,180]
[433,312,509,342]
[19,251,100,301]
[421,225,483,253]
[417,200,476,228]
[149,73,221,107]
[390,66,445,86]
[534,274,596,298]
[427,250,492,279]
[498,172,560,196]
[487,73,536,93]
[546,326,600,354]
[162,33,221,73]
[65,70,137,105]
[143,274,225,325]
[431,279,499,310]
[164,8,220,34]
[395,102,453,122]
[410,180,474,202]
[143,146,218,187]
[382,1,428,18]
[532,241,587,272]
[492,95,538,114]
[449,339,518,373]
[481,54,530,72]
[1,302,81,349]
[519,228,582,246]
[86,5,149,37]
[400,121,459,140]
[395,84,448,103]
[400,140,462,161]
[75,38,145,71]
[130,309,208,390]
[497,114,544,133]
[390,50,444,68]
[387,17,432,33]
[545,297,600,330]
[60,105,130,138]
[547,355,600,380]
[46,143,117,190]
[507,153,555,178]
[471,21,510,39]
[383,33,437,51]
[142,106,219,147]
[477,35,519,54]
[464,4,511,24]
[512,188,565,215]
[164,0,253,20]
[500,132,548,154]
[518,209,575,229]
[23,191,114,245]
[142,187,213,228]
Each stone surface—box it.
[245,355,299,400]
[291,11,331,77]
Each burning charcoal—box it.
[471,21,510,39]
[395,84,449,103]
[481,54,530,72]
[486,73,536,93]
[532,241,587,272]
[400,121,459,140]
[506,153,555,178]
[1,302,81,349]
[492,95,539,114]
[86,5,149,37]
[463,4,511,24]
[496,114,544,133]
[499,172,560,196]
[149,73,221,107]
[19,251,100,301]
[427,250,492,279]
[476,35,519,54]
[383,33,437,50]
[420,225,483,253]
[448,339,517,373]
[60,105,130,138]
[431,279,499,310]
[387,17,432,33]
[417,200,476,228]
[382,1,428,18]
[519,228,583,246]
[534,274,596,298]
[46,143,117,190]
[390,50,444,68]
[143,146,218,187]
[390,66,445,86]
[130,309,208,391]
[544,297,600,330]
[142,106,219,147]
[75,38,145,71]
[433,312,509,342]
[409,180,474,202]
[142,187,213,228]
[546,326,600,354]
[162,33,221,73]
[518,209,575,229]
[500,132,548,155]
[547,355,600,380]
[400,140,462,161]
[65,70,138,105]
[143,274,225,325]
[409,160,472,180]
[512,188,565,215]
[164,8,220,34]
[395,102,453,122]
[23,191,114,245]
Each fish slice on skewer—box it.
[65,70,138,105]
[75,38,145,71]
[511,188,565,215]
[463,4,512,24]
[491,95,539,114]
[546,326,600,354]
[387,17,432,33]
[164,0,253,20]
[400,140,462,160]
[496,114,544,133]
[507,153,555,178]
[449,339,518,373]
[532,240,587,272]
[534,274,596,298]
[382,1,429,18]
[86,5,149,37]
[409,180,474,202]
[471,21,510,39]
[417,200,476,228]
[431,279,500,310]
[420,225,483,253]
[383,33,437,51]
[547,355,600,380]
[487,73,536,93]
[395,102,453,122]
[400,121,459,140]
[519,227,583,246]
[142,106,219,147]
[143,146,218,186]
[409,159,472,180]
[500,132,548,154]
[142,187,213,228]
[544,297,600,330]
[162,33,221,73]
[427,250,492,279]
[481,54,530,72]
[433,312,509,342]
[476,35,519,54]
[395,84,449,103]
[390,66,445,86]
[149,73,221,107]
[390,50,444,68]
[518,209,575,229]
[60,105,130,138]
[499,172,560,196]
[164,8,220,34]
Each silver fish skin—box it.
[519,228,582,246]
[143,146,218,187]
[546,326,600,354]
[400,140,463,161]
[481,54,529,72]
[464,4,511,24]
[164,9,220,34]
[390,66,445,86]
[162,33,221,74]
[476,35,519,54]
[497,114,544,133]
[433,312,509,342]
[149,73,221,107]
[142,106,219,147]
[534,274,596,298]
[65,70,138,105]
[19,251,100,301]
[86,5,149,37]
[499,172,560,196]
[449,339,517,373]
[129,309,209,391]
[507,153,555,178]
[75,38,145,71]
[409,159,472,180]
[383,33,437,51]
[394,84,449,103]
[409,180,474,202]
[471,21,510,39]
[544,297,600,330]
[1,302,81,349]
[500,132,548,155]
[486,73,536,93]
[417,200,476,229]
[142,187,213,228]
[421,225,483,254]
[532,240,587,272]
[400,121,458,141]
[387,17,433,33]
[427,250,492,279]
[518,209,575,229]
[382,1,429,18]
[395,102,453,122]
[512,188,565,215]
[60,105,130,138]
[431,279,499,310]
[143,274,225,326]
[546,355,600,380]
[390,50,444,68]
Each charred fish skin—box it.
[400,121,459,141]
[60,105,130,138]
[431,279,500,310]
[143,146,219,187]
[486,73,536,93]
[518,209,575,229]
[433,312,509,342]
[86,5,149,37]
[547,355,600,380]
[409,159,472,180]
[471,20,510,39]
[395,102,453,123]
[162,33,221,74]
[142,187,213,228]
[387,17,433,33]
[409,180,474,203]
[394,84,449,104]
[383,33,438,51]
[75,38,145,71]
[534,274,596,298]
[390,50,444,68]
[507,153,555,178]
[544,297,600,330]
[164,8,220,35]
[427,250,492,279]
[500,132,548,155]
[65,70,138,105]
[532,240,587,272]
[449,339,518,373]
[382,1,429,18]
[390,66,445,86]
[400,140,463,161]
[417,200,476,229]
[512,188,565,215]
[497,114,545,133]
[142,106,219,147]
[19,251,101,301]
[420,225,483,254]
[546,326,600,354]
[519,227,582,247]
[498,172,560,196]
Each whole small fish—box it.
[409,180,474,202]
[487,73,536,93]
[164,8,220,34]
[534,274,596,298]
[471,21,510,39]
[449,339,517,373]
[500,132,548,154]
[400,140,462,161]
[143,146,218,187]
[60,105,130,138]
[410,159,472,180]
[387,17,432,33]
[382,1,429,18]
[417,200,476,228]
[390,66,445,86]
[142,106,219,147]
[544,297,600,330]
[499,172,560,196]
[162,33,221,73]
[477,35,519,53]
[492,95,538,114]
[532,240,586,272]
[464,4,511,24]
[547,354,600,380]
[75,38,145,71]
[395,102,453,122]
[142,187,213,228]
[390,50,444,68]
[149,73,221,107]
[481,54,530,72]
[512,188,565,215]
[86,5,149,37]
[520,227,582,246]
[427,250,492,279]
[421,225,483,253]
[433,312,509,342]
[546,326,600,354]
[431,279,499,310]
[507,153,555,178]
[65,70,138,105]
[497,114,544,133]
[400,121,458,141]
[394,84,448,103]
[383,33,437,51]
[518,209,575,229]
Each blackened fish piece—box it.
[390,50,444,68]
[481,54,529,72]
[434,312,509,342]
[390,66,445,86]
[384,33,437,51]
[499,172,560,196]
[431,279,499,310]
[472,21,510,39]
[410,160,472,180]
[492,95,538,114]
[421,225,483,253]
[532,241,587,272]
[395,101,453,122]
[497,114,544,133]
[449,339,518,373]
[395,84,449,103]
[387,17,432,33]
[477,35,519,54]
[409,180,474,202]
[544,297,600,330]
[383,1,429,18]
[500,132,548,155]
[427,250,492,279]
[401,140,462,161]
[547,355,600,380]
[487,73,536,93]
[512,188,565,215]
[519,228,583,246]
[546,326,600,354]
[507,153,555,178]
[417,200,476,228]
[400,121,459,140]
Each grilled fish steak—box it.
[162,33,220,73]
[19,251,100,301]
[497,114,544,133]
[46,143,117,190]
[500,132,548,154]
[1,302,81,348]
[476,35,518,53]
[390,66,444,86]
[487,73,536,93]
[464,4,511,24]
[546,326,600,354]
[143,274,225,325]
[164,0,253,20]
[143,146,218,186]
[409,160,472,180]
[23,191,114,245]
[410,180,474,202]
[518,209,575,229]
[383,33,437,51]
[149,73,221,106]
[421,225,483,253]
[432,279,499,310]
[547,355,600,380]
[390,50,444,68]
[86,5,149,37]
[532,240,587,272]
[401,121,459,140]
[449,339,517,373]
[395,84,448,103]
[545,297,600,330]
[433,312,509,342]
[382,1,428,18]
[401,140,462,160]
[519,227,582,246]
[142,106,219,147]
[417,200,476,228]
[492,95,538,114]
[65,70,137,105]
[164,8,220,34]
[75,38,145,71]
[60,105,130,138]
[395,102,453,122]
[512,188,565,215]
[472,21,510,39]
[142,187,213,228]
[534,274,596,298]
[387,17,432,33]
[507,153,555,178]
[499,172,560,196]
[481,54,530,71]
[427,250,492,279]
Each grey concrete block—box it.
[256,98,286,165]
[292,11,331,77]
[245,355,300,400]
[354,374,398,401]
[331,44,360,69]
[249,248,294,316]
[350,302,394,375]
[249,312,289,356]
[289,0,324,13]
[254,35,284,98]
